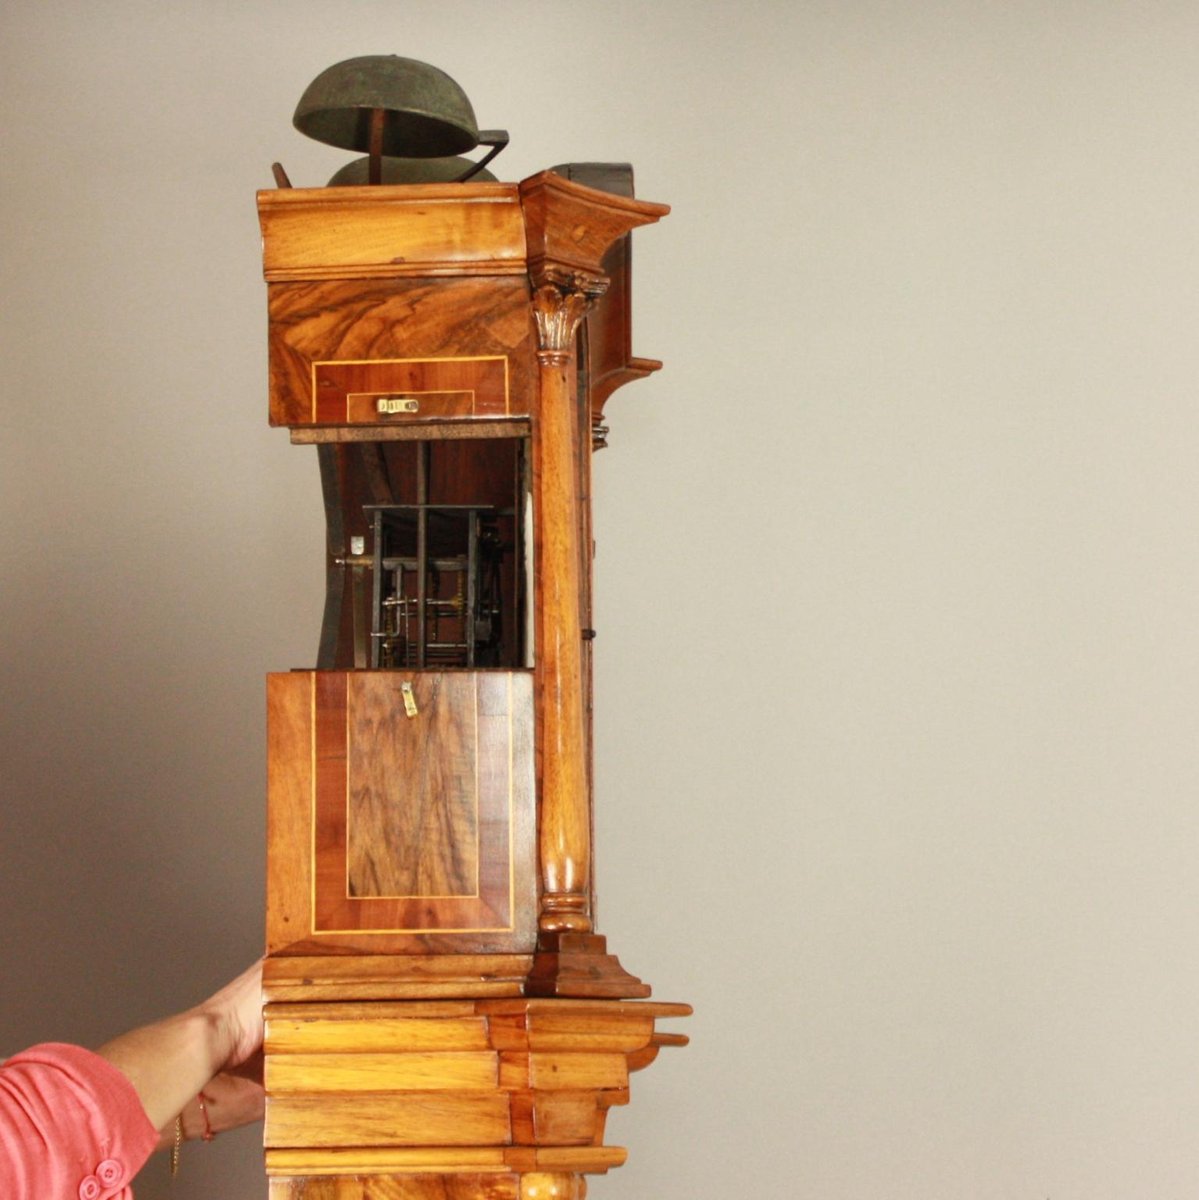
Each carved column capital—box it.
[531,268,608,365]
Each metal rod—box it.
[465,509,478,667]
[383,597,461,609]
[369,510,384,668]
[416,442,429,668]
[352,565,368,669]
[368,108,384,185]
[398,563,410,666]
[517,438,531,666]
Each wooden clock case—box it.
[257,164,688,1200]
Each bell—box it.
[294,55,508,183]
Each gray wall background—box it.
[3,2,1199,1197]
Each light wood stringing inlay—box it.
[309,670,532,936]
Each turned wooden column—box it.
[531,273,606,934]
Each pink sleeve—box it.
[0,1043,159,1200]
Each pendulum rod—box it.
[416,441,430,668]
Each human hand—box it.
[196,960,264,1074]
[190,1072,265,1138]
[156,1070,265,1151]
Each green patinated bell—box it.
[294,54,497,158]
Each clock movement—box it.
[257,55,689,1200]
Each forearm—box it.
[95,961,262,1140]
[96,1007,229,1133]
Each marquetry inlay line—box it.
[475,675,482,901]
[308,355,511,422]
[309,671,317,936]
[508,671,516,924]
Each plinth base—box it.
[269,1168,588,1200]
[264,998,689,1195]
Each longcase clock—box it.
[256,55,689,1200]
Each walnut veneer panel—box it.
[267,276,535,429]
[345,673,481,899]
[266,670,536,957]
